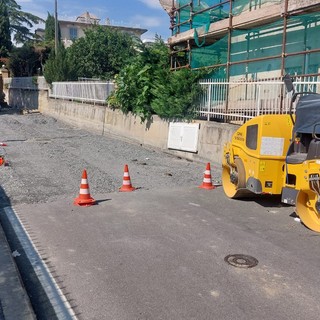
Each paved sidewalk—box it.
[0,224,35,320]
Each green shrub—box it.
[43,46,75,84]
[109,38,206,121]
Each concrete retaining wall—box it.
[39,94,237,164]
[5,87,238,164]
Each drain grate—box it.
[224,254,258,268]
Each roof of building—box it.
[76,12,101,24]
[58,19,147,34]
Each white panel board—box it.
[167,122,199,153]
[260,137,284,156]
[167,123,183,150]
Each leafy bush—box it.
[108,44,158,121]
[151,68,204,119]
[109,38,206,121]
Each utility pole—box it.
[55,0,58,55]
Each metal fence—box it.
[198,77,320,123]
[49,81,115,104]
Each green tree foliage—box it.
[4,0,44,44]
[44,12,55,44]
[67,26,137,79]
[31,13,60,76]
[44,12,60,47]
[9,44,41,76]
[0,0,12,57]
[109,38,205,121]
[151,68,204,119]
[43,46,75,84]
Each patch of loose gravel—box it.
[0,112,222,205]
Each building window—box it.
[69,27,78,40]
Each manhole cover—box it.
[224,254,258,268]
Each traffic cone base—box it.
[198,184,215,190]
[199,162,215,190]
[119,164,135,192]
[74,169,96,206]
[119,185,136,192]
[73,196,96,206]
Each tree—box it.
[9,44,41,76]
[0,0,12,57]
[31,13,60,76]
[44,12,55,43]
[44,12,60,46]
[43,46,75,84]
[67,26,137,79]
[4,0,44,44]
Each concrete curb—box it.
[0,222,35,320]
[0,207,77,320]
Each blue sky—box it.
[16,0,171,41]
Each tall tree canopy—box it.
[44,12,60,46]
[4,0,44,44]
[9,44,41,76]
[0,0,12,56]
[43,26,138,83]
[44,12,55,44]
[67,26,137,79]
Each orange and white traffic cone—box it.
[198,162,215,190]
[119,164,135,192]
[74,169,96,206]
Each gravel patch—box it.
[0,112,222,205]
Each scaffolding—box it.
[169,0,320,80]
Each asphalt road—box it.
[8,187,320,320]
[1,112,320,319]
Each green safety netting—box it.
[174,1,230,35]
[191,36,228,68]
[173,1,320,78]
[229,13,320,76]
[174,1,282,36]
[232,0,282,16]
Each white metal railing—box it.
[49,81,115,104]
[198,77,320,123]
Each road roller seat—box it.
[306,139,320,160]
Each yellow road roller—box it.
[222,75,320,232]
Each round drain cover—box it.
[224,254,258,268]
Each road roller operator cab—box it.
[222,75,320,232]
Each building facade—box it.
[160,0,320,80]
[37,12,147,48]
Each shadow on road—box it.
[0,185,11,209]
[234,193,288,208]
[0,106,20,116]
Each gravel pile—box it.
[0,111,222,205]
